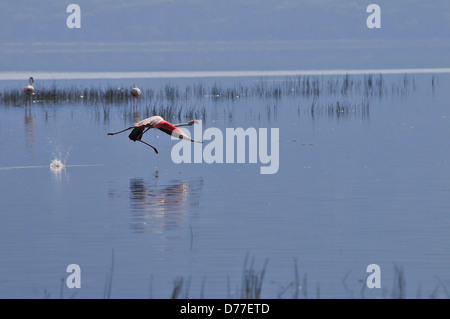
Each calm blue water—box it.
[0,72,449,298]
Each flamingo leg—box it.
[138,140,159,154]
[138,127,152,140]
[107,126,134,135]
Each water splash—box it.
[49,158,66,172]
[47,144,71,175]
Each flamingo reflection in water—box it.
[129,176,202,234]
[24,77,35,148]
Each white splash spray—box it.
[49,158,66,171]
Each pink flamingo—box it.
[107,116,201,154]
[130,85,141,109]
[24,76,35,95]
[24,77,35,107]
[130,85,141,98]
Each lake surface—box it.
[0,71,449,298]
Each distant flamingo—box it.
[130,85,141,109]
[130,86,141,98]
[24,76,35,95]
[24,77,35,107]
[107,116,201,154]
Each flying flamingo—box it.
[107,115,201,154]
[24,76,35,107]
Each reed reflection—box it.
[133,111,141,124]
[24,103,34,149]
[129,175,202,234]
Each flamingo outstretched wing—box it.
[155,120,197,142]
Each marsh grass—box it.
[171,276,192,299]
[139,102,207,122]
[162,260,450,299]
[0,74,428,123]
[45,256,450,299]
[392,264,406,299]
[0,74,422,107]
[103,250,114,299]
[240,255,269,299]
